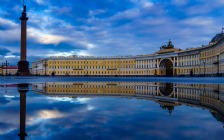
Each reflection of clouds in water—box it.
[47,97,91,104]
[26,97,94,127]
[38,110,65,119]
[0,87,224,140]
[27,109,66,126]
[0,97,10,105]
[47,97,75,103]
[77,98,91,103]
[87,105,95,111]
[0,122,17,135]
[0,97,19,136]
[3,95,16,98]
[25,98,224,140]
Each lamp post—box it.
[2,61,9,76]
[1,63,3,76]
[203,60,206,77]
[53,60,55,76]
[34,63,38,75]
[43,61,48,76]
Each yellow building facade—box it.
[32,32,224,76]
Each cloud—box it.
[172,0,188,6]
[46,51,76,57]
[76,50,92,56]
[28,27,70,45]
[0,17,18,29]
[38,34,69,45]
[0,18,20,44]
[11,52,20,56]
[0,28,20,43]
[44,6,72,16]
[89,9,106,16]
[0,48,10,56]
[34,0,45,5]
[181,17,214,26]
[185,1,224,15]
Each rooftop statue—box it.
[160,39,174,50]
[23,5,26,13]
[210,28,224,45]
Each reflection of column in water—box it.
[18,83,29,140]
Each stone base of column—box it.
[18,133,27,139]
[17,61,30,76]
[18,133,27,136]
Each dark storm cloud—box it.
[11,52,20,56]
[0,57,19,66]
[0,48,10,56]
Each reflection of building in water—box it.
[33,82,224,124]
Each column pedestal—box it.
[18,61,30,76]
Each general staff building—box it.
[32,31,224,76]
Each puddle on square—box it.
[0,81,224,140]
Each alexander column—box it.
[17,2,30,76]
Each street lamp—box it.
[1,63,3,76]
[2,61,9,76]
[53,60,55,76]
[34,63,38,75]
[43,61,48,76]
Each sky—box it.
[0,0,224,65]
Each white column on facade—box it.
[183,57,184,66]
[141,60,142,68]
[136,60,138,68]
[138,60,140,69]
[140,60,141,68]
[140,60,142,68]
[151,60,152,68]
[150,60,152,68]
[196,55,198,65]
[186,56,188,66]
[154,59,156,68]
[187,56,189,66]
[142,60,144,68]
[138,60,140,68]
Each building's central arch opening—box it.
[159,59,174,76]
